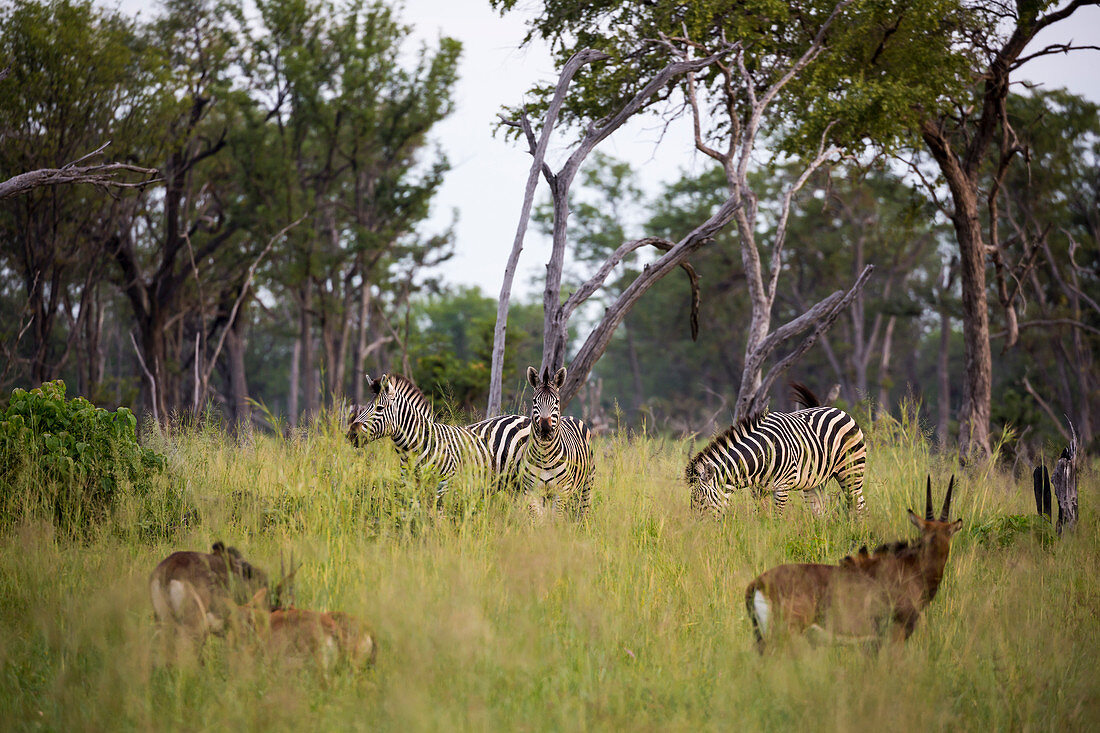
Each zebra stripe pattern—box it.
[523,366,595,521]
[686,395,866,517]
[346,374,491,497]
[465,413,532,486]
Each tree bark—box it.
[937,301,952,449]
[353,281,372,405]
[875,315,896,418]
[224,314,251,434]
[300,280,317,418]
[288,332,301,429]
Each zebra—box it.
[522,366,595,521]
[466,413,531,487]
[685,383,866,517]
[346,373,493,499]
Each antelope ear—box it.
[553,366,567,389]
[947,518,963,536]
[247,588,268,608]
[907,509,923,529]
[526,366,539,389]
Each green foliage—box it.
[493,0,973,156]
[405,286,545,416]
[970,514,1056,549]
[0,381,166,533]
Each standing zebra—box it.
[466,413,531,487]
[347,374,492,499]
[686,384,866,517]
[523,366,595,521]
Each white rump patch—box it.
[168,579,188,617]
[753,590,770,635]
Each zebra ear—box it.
[368,375,382,395]
[526,366,539,389]
[553,366,567,389]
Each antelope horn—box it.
[940,475,955,521]
[925,475,933,521]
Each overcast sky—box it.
[105,0,1100,298]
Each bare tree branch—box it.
[0,142,158,200]
[1022,376,1072,442]
[744,265,875,416]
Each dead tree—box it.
[488,0,873,417]
[485,46,721,416]
[1052,424,1079,536]
[1033,421,1079,536]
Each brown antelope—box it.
[245,589,378,670]
[745,476,963,650]
[149,541,274,644]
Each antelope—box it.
[245,590,378,670]
[149,541,275,644]
[745,476,963,650]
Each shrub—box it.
[0,380,166,533]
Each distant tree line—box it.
[1,0,1097,457]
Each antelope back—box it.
[263,608,377,670]
[149,542,270,638]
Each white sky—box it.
[102,0,1100,298]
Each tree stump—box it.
[1052,426,1078,536]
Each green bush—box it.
[0,380,166,533]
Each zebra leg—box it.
[433,478,450,515]
[837,472,866,515]
[772,483,792,514]
[804,488,826,517]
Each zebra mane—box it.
[686,408,767,472]
[713,408,767,444]
[386,374,434,417]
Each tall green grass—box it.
[0,411,1096,730]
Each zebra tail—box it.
[789,382,821,409]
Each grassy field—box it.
[0,412,1097,731]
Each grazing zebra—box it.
[523,366,595,521]
[686,384,866,517]
[346,374,491,498]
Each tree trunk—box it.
[300,280,318,418]
[875,315,896,418]
[353,281,372,405]
[288,333,301,429]
[224,314,251,434]
[951,199,993,459]
[921,125,992,459]
[937,301,952,449]
[625,321,644,413]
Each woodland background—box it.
[1,0,1097,457]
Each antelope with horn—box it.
[243,554,377,670]
[745,476,963,650]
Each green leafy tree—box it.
[237,0,460,422]
[912,0,1099,459]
